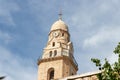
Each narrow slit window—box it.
[54,50,57,56]
[52,42,55,47]
[49,51,52,57]
[62,33,64,36]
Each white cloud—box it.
[0,0,20,25]
[0,46,37,80]
[83,27,120,48]
[108,53,118,64]
[0,30,12,44]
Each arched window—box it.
[50,70,54,80]
[72,73,74,75]
[62,33,64,36]
[49,51,52,57]
[54,50,57,56]
[48,68,54,80]
[52,42,55,47]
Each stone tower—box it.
[37,15,78,80]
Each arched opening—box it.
[49,51,52,57]
[62,33,64,36]
[72,73,74,75]
[50,70,54,80]
[54,50,57,56]
[52,42,55,47]
[48,68,54,80]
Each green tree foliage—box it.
[91,42,120,80]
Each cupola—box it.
[50,19,68,31]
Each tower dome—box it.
[50,19,68,31]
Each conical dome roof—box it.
[50,19,68,31]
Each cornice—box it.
[37,56,78,71]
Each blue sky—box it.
[0,0,120,80]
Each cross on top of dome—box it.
[58,10,62,20]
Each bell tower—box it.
[37,14,78,80]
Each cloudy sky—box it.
[0,0,120,80]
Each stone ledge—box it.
[59,70,102,80]
[37,56,78,71]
